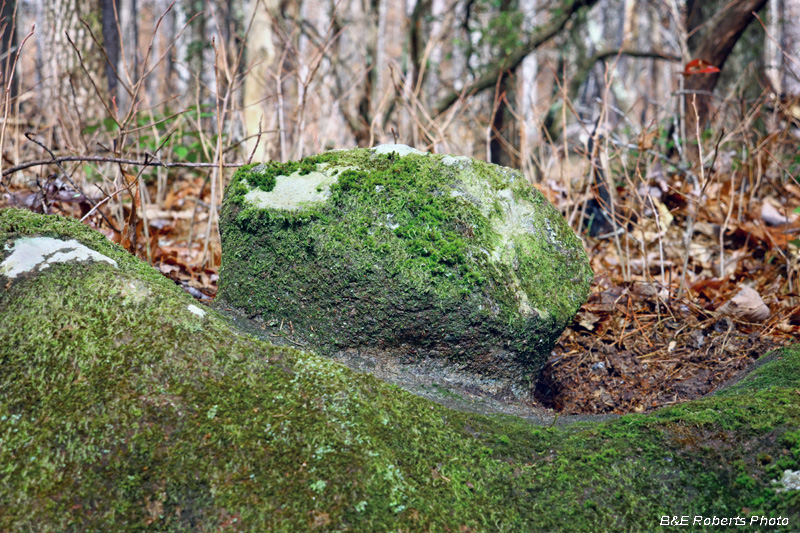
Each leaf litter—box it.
[2,138,799,417]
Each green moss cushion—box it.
[218,146,592,396]
[1,208,798,530]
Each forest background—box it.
[1,0,799,414]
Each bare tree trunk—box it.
[783,0,800,96]
[172,0,192,97]
[489,0,514,167]
[101,0,120,107]
[1,0,17,99]
[519,0,540,174]
[116,0,138,113]
[243,0,276,162]
[374,0,388,115]
[35,0,103,145]
[764,0,781,94]
[684,0,768,132]
[201,0,216,101]
[145,0,171,109]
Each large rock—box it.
[218,145,592,396]
[1,208,799,530]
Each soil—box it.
[535,278,791,415]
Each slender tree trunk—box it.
[1,0,17,99]
[490,0,514,167]
[116,0,138,114]
[783,0,800,96]
[35,0,103,145]
[519,0,539,173]
[243,0,276,162]
[374,0,387,118]
[201,0,216,102]
[172,0,192,97]
[101,0,120,108]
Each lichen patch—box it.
[371,143,429,157]
[187,304,206,317]
[441,155,471,167]
[243,165,340,211]
[0,237,117,278]
[774,470,800,492]
[449,171,540,316]
[119,280,150,305]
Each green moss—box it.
[226,156,332,205]
[714,345,800,396]
[3,209,798,531]
[327,156,495,292]
[218,149,593,383]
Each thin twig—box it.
[0,24,34,182]
[247,117,263,165]
[2,155,242,178]
[64,32,121,130]
[24,133,120,233]
[677,96,704,298]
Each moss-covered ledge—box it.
[1,208,798,531]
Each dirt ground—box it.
[535,278,792,414]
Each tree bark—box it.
[35,0,103,143]
[684,0,768,132]
[243,0,276,162]
[1,0,17,99]
[782,0,800,96]
[171,0,192,97]
[116,0,138,113]
[434,0,601,117]
[518,0,540,168]
[101,0,120,104]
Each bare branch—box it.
[24,133,120,233]
[2,155,243,179]
[433,0,601,116]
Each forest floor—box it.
[2,148,799,417]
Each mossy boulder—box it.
[1,208,800,530]
[218,145,593,396]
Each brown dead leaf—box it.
[577,311,602,331]
[717,286,770,322]
[653,197,674,232]
[637,128,659,151]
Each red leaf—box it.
[683,59,721,76]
